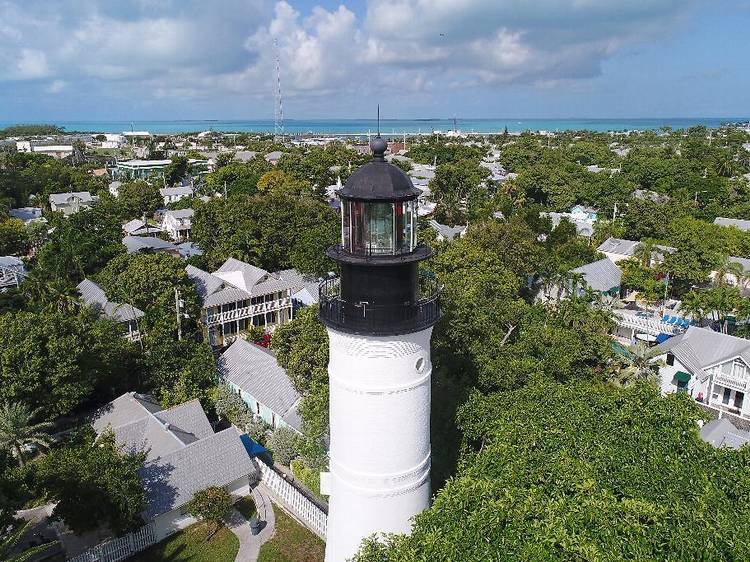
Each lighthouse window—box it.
[367,202,394,253]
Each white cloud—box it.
[0,0,698,108]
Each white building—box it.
[186,258,317,347]
[541,205,598,238]
[713,217,750,232]
[92,393,256,541]
[159,186,194,206]
[49,191,97,215]
[115,159,172,180]
[654,326,750,420]
[596,237,676,265]
[161,209,194,241]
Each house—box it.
[92,393,256,541]
[264,151,284,164]
[699,418,750,449]
[596,237,676,265]
[122,235,180,256]
[122,218,163,237]
[428,220,467,242]
[161,209,194,241]
[654,326,750,420]
[49,191,97,216]
[713,217,750,232]
[0,256,26,288]
[186,258,316,347]
[8,207,44,225]
[218,338,303,433]
[114,159,172,181]
[159,186,194,206]
[570,258,622,297]
[541,207,597,238]
[77,278,145,342]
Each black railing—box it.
[326,244,432,265]
[318,272,442,336]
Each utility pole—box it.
[273,38,284,140]
[175,287,183,341]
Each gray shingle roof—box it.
[77,278,144,322]
[597,237,640,256]
[140,426,255,517]
[571,258,622,292]
[276,269,320,303]
[218,339,302,432]
[655,326,750,382]
[203,286,252,308]
[714,217,750,231]
[165,208,194,220]
[49,191,94,205]
[159,186,193,197]
[700,418,750,449]
[215,258,269,290]
[93,393,257,518]
[185,265,225,300]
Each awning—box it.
[655,333,673,344]
[675,371,691,383]
[240,434,268,457]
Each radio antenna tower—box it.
[273,38,284,139]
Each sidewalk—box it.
[228,484,276,562]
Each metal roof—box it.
[714,217,750,231]
[49,191,94,205]
[185,265,225,299]
[596,237,640,256]
[122,235,177,254]
[571,258,622,291]
[160,186,193,196]
[700,418,750,449]
[77,278,144,322]
[218,339,302,432]
[215,258,269,290]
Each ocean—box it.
[0,117,745,135]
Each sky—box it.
[0,0,749,121]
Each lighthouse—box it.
[319,137,442,561]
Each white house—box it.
[596,237,676,265]
[218,338,303,433]
[49,191,97,216]
[541,205,598,238]
[186,258,317,347]
[161,209,194,241]
[159,186,194,206]
[654,326,750,420]
[77,279,145,342]
[0,256,26,288]
[92,393,256,541]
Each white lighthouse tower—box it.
[319,137,442,561]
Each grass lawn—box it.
[235,496,257,520]
[258,505,325,562]
[129,522,238,562]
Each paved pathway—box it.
[229,484,276,562]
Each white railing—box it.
[714,372,749,393]
[614,312,683,336]
[0,268,24,288]
[257,459,327,540]
[205,297,291,327]
[124,330,143,343]
[67,522,157,562]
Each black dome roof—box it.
[338,137,421,201]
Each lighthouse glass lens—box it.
[367,202,394,254]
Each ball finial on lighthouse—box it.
[319,137,441,561]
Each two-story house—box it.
[162,209,194,241]
[186,258,317,347]
[159,186,194,206]
[654,326,750,420]
[49,191,97,216]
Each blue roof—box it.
[655,333,673,344]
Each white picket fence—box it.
[257,459,328,539]
[67,522,157,562]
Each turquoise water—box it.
[0,117,744,135]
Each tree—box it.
[0,310,142,418]
[712,256,745,287]
[268,426,300,466]
[205,158,272,196]
[116,180,162,219]
[35,428,145,535]
[610,342,661,387]
[143,339,217,409]
[0,219,28,255]
[0,403,52,466]
[429,159,490,225]
[355,381,750,561]
[186,486,233,538]
[164,156,191,186]
[289,223,338,277]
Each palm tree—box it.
[634,238,656,268]
[678,291,707,325]
[0,403,53,466]
[597,294,623,312]
[713,256,746,288]
[0,520,57,562]
[611,341,662,388]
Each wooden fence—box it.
[67,522,156,562]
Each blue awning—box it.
[240,434,268,457]
[655,333,673,344]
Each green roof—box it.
[675,371,691,383]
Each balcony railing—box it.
[318,273,442,336]
[714,372,749,393]
[614,312,684,336]
[205,297,291,327]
